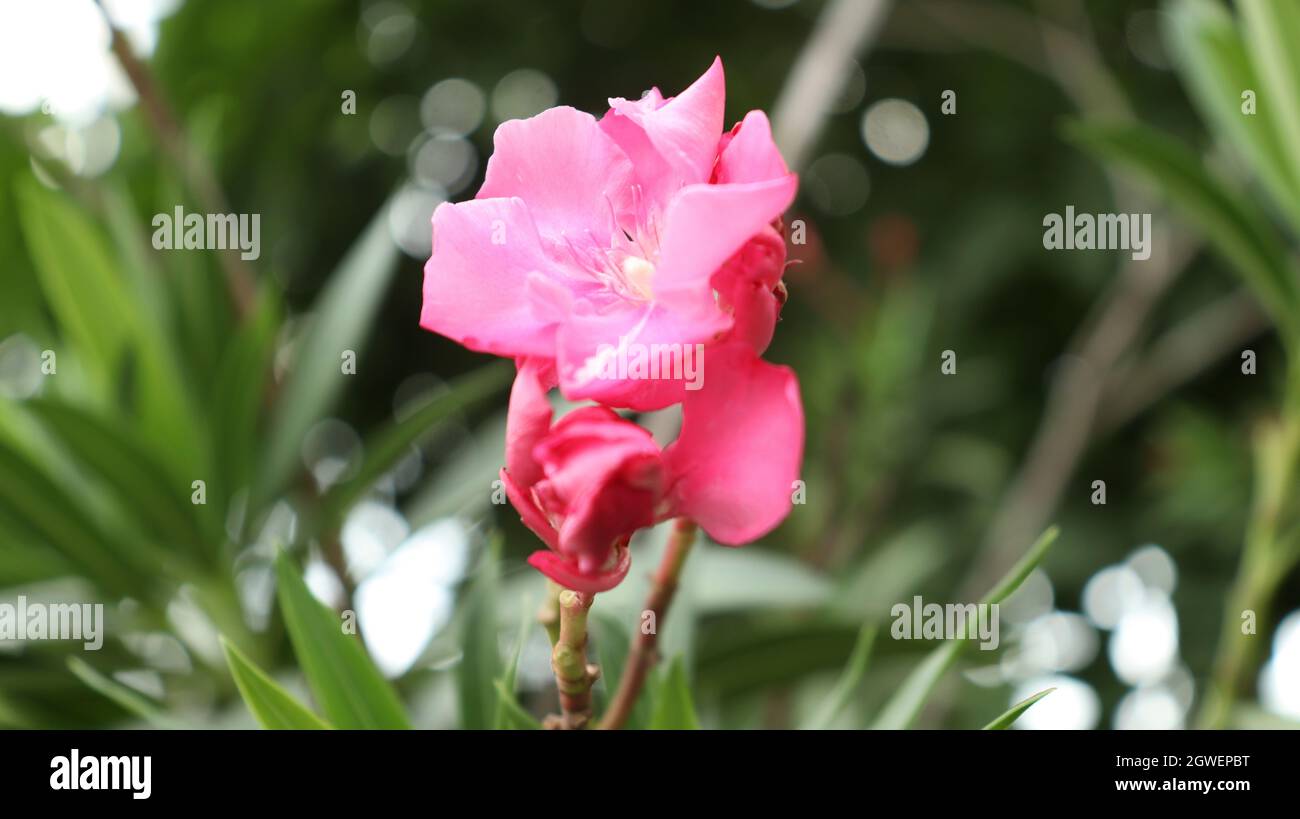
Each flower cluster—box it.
[420,58,803,593]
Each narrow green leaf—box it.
[0,438,147,595]
[492,680,542,730]
[590,611,650,730]
[457,541,501,730]
[15,177,204,474]
[256,205,399,504]
[648,656,700,730]
[27,399,205,555]
[983,687,1055,730]
[1238,0,1300,211]
[871,526,1059,730]
[494,593,537,730]
[1165,0,1300,227]
[1066,122,1300,344]
[806,624,877,729]
[273,549,410,729]
[221,637,332,730]
[318,361,511,531]
[67,657,185,729]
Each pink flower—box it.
[422,58,805,592]
[420,58,797,410]
[502,347,803,594]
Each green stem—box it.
[548,590,597,730]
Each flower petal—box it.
[527,541,632,594]
[652,176,798,323]
[501,467,559,551]
[714,110,789,185]
[478,106,633,242]
[664,343,804,544]
[504,357,556,487]
[420,197,563,357]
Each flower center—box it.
[619,255,655,301]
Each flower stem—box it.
[548,589,598,730]
[538,579,563,647]
[599,518,697,730]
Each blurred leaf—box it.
[493,593,538,730]
[871,526,1058,729]
[256,205,399,505]
[273,549,410,729]
[457,540,501,730]
[1067,123,1300,343]
[492,680,541,731]
[15,177,204,473]
[0,438,148,595]
[67,658,184,729]
[648,656,700,730]
[806,624,877,729]
[318,361,511,531]
[982,687,1053,730]
[211,283,280,524]
[1166,0,1300,228]
[1238,0,1300,216]
[221,637,332,730]
[688,545,833,615]
[590,611,650,730]
[27,399,205,558]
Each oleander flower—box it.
[420,57,797,410]
[501,345,803,593]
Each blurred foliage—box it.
[0,0,1297,730]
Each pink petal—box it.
[711,225,788,355]
[664,343,804,544]
[504,357,556,487]
[478,106,633,242]
[601,57,726,209]
[527,542,632,594]
[653,175,798,322]
[420,197,563,357]
[714,110,789,185]
[554,301,727,411]
[501,467,559,551]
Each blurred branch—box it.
[771,0,893,171]
[95,2,256,319]
[600,519,696,730]
[1098,290,1270,434]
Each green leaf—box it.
[1165,0,1300,227]
[1238,0,1300,214]
[806,624,877,729]
[256,205,399,505]
[27,399,205,557]
[983,687,1054,730]
[221,637,332,730]
[0,438,148,595]
[67,657,185,729]
[871,526,1059,730]
[493,593,538,729]
[15,178,204,475]
[457,541,501,730]
[590,611,650,730]
[273,549,410,729]
[211,284,280,527]
[648,656,700,730]
[1066,122,1300,344]
[318,361,511,531]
